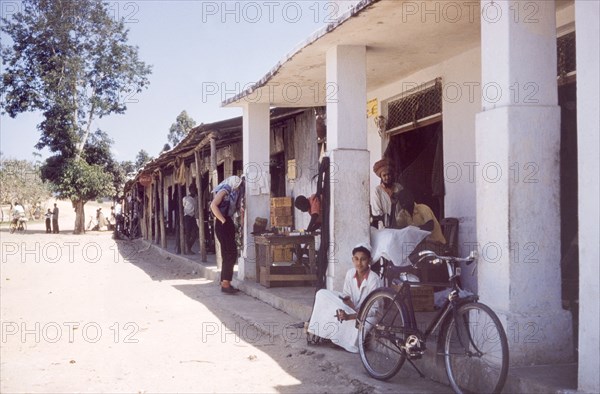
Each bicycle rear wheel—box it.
[358,288,408,380]
[443,302,509,394]
[9,222,17,234]
[19,221,26,232]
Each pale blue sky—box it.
[0,1,333,162]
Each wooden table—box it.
[254,234,317,288]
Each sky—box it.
[0,0,342,163]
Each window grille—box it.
[386,78,442,132]
[557,31,576,79]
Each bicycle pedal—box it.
[407,350,424,359]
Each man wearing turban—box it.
[372,158,404,228]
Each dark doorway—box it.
[383,122,445,219]
[270,152,286,197]
[558,80,578,358]
[201,172,215,254]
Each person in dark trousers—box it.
[182,186,199,254]
[45,209,52,233]
[52,203,59,233]
[210,176,243,294]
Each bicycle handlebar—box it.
[416,250,477,266]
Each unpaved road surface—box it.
[1,200,450,393]
[0,216,371,393]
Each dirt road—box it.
[0,215,372,393]
[1,201,451,393]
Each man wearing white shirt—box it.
[306,243,381,352]
[182,186,198,254]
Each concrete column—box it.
[476,0,572,365]
[241,103,271,281]
[575,2,600,391]
[326,45,370,291]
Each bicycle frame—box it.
[385,261,479,348]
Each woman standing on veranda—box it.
[210,176,244,294]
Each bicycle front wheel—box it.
[9,222,17,234]
[19,221,26,232]
[358,288,408,380]
[443,302,509,394]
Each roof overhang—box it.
[223,0,482,108]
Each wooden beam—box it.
[150,179,156,243]
[178,164,187,254]
[210,136,218,189]
[210,136,221,269]
[194,150,207,262]
[159,171,167,249]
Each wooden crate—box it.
[272,245,293,262]
[271,197,293,207]
[271,206,292,216]
[260,266,316,288]
[271,215,293,227]
[391,284,435,312]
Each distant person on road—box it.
[52,203,59,233]
[45,209,52,233]
[210,176,244,295]
[114,200,123,233]
[97,208,108,231]
[12,202,25,225]
[306,243,381,352]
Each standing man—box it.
[182,185,198,254]
[372,158,404,228]
[114,199,123,233]
[45,208,52,233]
[52,203,59,233]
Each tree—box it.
[1,0,152,233]
[120,160,136,177]
[0,154,52,221]
[161,143,171,153]
[167,110,196,146]
[134,149,152,171]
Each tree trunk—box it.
[73,199,86,234]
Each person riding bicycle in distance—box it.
[12,202,25,225]
[306,243,381,352]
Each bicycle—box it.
[9,217,27,234]
[356,250,509,394]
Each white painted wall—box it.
[576,1,600,391]
[367,47,482,291]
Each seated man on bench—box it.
[395,190,448,285]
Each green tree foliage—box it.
[1,0,152,233]
[167,110,196,146]
[134,149,151,171]
[0,154,52,220]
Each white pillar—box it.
[576,1,600,392]
[476,0,572,365]
[326,45,370,291]
[240,103,271,281]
